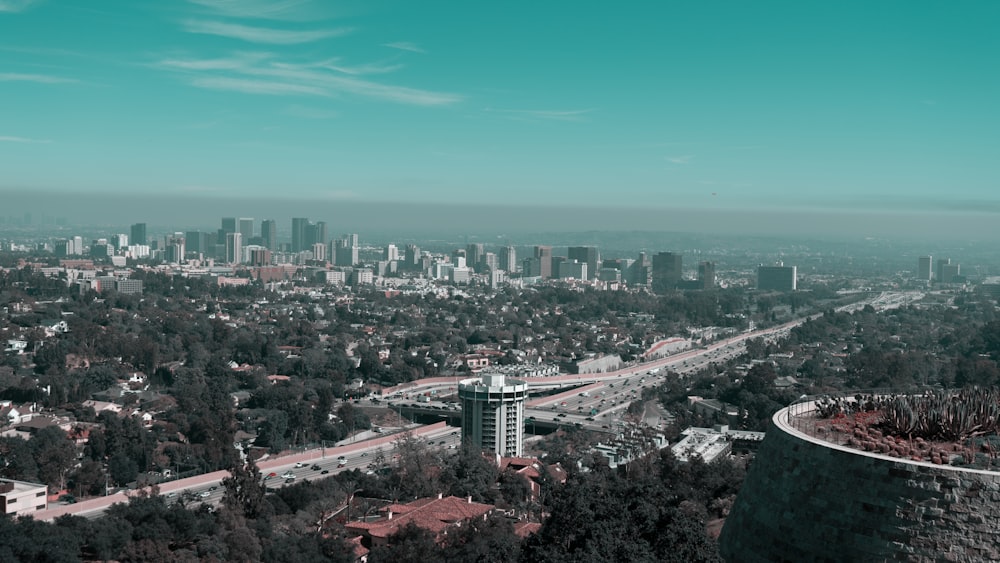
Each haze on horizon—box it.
[1,1,998,238]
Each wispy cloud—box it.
[182,19,351,44]
[157,54,462,106]
[282,104,338,119]
[666,155,695,164]
[0,72,77,83]
[191,76,329,96]
[157,51,274,71]
[383,42,425,54]
[318,58,402,76]
[0,0,42,13]
[485,108,594,122]
[0,135,51,143]
[187,0,317,20]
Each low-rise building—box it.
[0,478,48,517]
[345,494,494,549]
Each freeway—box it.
[33,422,460,522]
[390,291,923,431]
[37,291,920,521]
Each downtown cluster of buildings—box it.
[6,216,811,293]
[916,255,964,284]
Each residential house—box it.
[345,494,494,549]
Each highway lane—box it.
[40,291,920,521]
[34,422,458,521]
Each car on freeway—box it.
[264,472,277,480]
[198,491,211,498]
[209,486,218,491]
[360,452,368,457]
[320,469,329,475]
[281,471,295,479]
[294,462,306,468]
[285,478,295,484]
[311,464,321,471]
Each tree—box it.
[109,451,139,486]
[368,522,443,563]
[30,426,77,489]
[222,459,267,519]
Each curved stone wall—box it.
[719,403,1000,562]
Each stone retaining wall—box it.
[719,403,1000,562]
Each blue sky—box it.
[2,0,998,216]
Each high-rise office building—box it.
[221,217,237,234]
[652,252,683,292]
[311,242,326,262]
[185,231,213,255]
[698,261,716,289]
[261,220,277,251]
[291,217,309,253]
[225,232,242,264]
[384,244,398,262]
[405,244,420,270]
[534,245,553,279]
[757,264,797,291]
[936,258,951,283]
[500,245,517,273]
[940,263,961,284]
[559,260,587,280]
[335,234,359,266]
[466,243,485,272]
[306,221,327,249]
[459,373,529,457]
[917,256,933,281]
[130,223,147,246]
[238,218,254,241]
[482,252,498,273]
[568,246,600,280]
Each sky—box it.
[1,1,999,229]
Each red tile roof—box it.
[346,495,494,539]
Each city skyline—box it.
[2,1,999,226]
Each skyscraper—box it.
[917,256,932,281]
[757,264,797,291]
[500,245,517,273]
[221,217,237,235]
[698,261,716,289]
[261,220,277,251]
[238,218,254,241]
[335,234,358,266]
[568,246,600,280]
[225,232,242,264]
[534,245,553,279]
[130,223,147,246]
[652,252,683,292]
[459,373,529,457]
[291,217,309,253]
[936,258,951,283]
[466,243,485,272]
[405,244,420,270]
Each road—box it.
[37,291,919,521]
[33,422,460,522]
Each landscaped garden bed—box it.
[800,389,1000,470]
